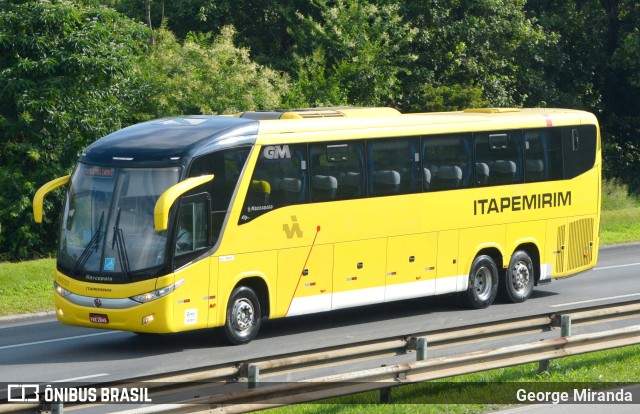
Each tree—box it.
[0,0,151,260]
[400,0,553,111]
[134,27,290,118]
[286,0,417,107]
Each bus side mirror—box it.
[154,174,214,232]
[33,175,71,223]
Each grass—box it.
[0,258,55,317]
[264,344,640,413]
[600,207,640,245]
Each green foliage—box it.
[135,26,289,118]
[286,0,417,107]
[401,0,552,111]
[2,0,640,259]
[601,178,638,211]
[0,0,151,260]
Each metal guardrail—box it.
[2,298,640,413]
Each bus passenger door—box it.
[385,233,438,301]
[172,195,212,330]
[277,244,333,317]
[332,239,386,309]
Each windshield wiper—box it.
[71,211,104,277]
[111,208,131,280]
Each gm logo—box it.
[263,145,291,160]
[8,384,40,402]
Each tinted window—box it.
[309,141,366,201]
[189,147,250,239]
[422,134,472,190]
[241,144,307,222]
[563,125,597,179]
[524,129,563,182]
[368,138,421,196]
[474,130,523,186]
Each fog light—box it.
[57,307,64,317]
[141,314,155,325]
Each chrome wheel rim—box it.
[511,261,530,293]
[473,266,493,301]
[231,298,254,334]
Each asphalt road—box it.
[1,244,639,388]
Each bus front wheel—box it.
[502,250,534,303]
[462,255,498,309]
[223,286,262,345]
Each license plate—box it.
[89,313,109,324]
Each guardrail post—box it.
[52,402,64,414]
[416,338,427,361]
[248,364,259,389]
[561,314,572,337]
[379,365,391,404]
[539,314,572,375]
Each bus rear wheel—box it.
[502,250,534,303]
[223,286,262,345]
[461,255,498,309]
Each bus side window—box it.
[309,141,365,201]
[422,134,472,191]
[368,138,420,196]
[474,131,523,186]
[241,144,307,222]
[524,129,563,183]
[562,125,597,179]
[175,194,211,259]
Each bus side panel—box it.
[332,238,386,309]
[215,251,278,327]
[172,258,210,330]
[278,244,334,317]
[207,258,219,328]
[556,215,598,278]
[385,232,437,301]
[435,230,460,294]
[545,218,568,277]
[505,220,546,271]
[458,224,507,282]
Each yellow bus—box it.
[34,107,601,344]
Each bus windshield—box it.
[58,164,181,279]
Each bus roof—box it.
[81,116,259,166]
[252,107,598,143]
[80,107,598,166]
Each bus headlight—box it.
[54,281,72,298]
[130,278,185,304]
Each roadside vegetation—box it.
[600,179,640,245]
[265,343,640,413]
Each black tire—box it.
[223,286,262,345]
[461,255,499,309]
[502,250,534,303]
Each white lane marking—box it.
[53,374,110,383]
[593,262,640,271]
[550,293,640,308]
[0,331,121,351]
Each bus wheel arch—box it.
[502,244,538,303]
[461,249,501,309]
[223,277,270,345]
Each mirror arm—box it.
[154,175,214,232]
[33,175,71,223]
